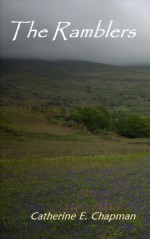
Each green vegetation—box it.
[1,59,150,116]
[116,115,150,138]
[0,60,150,238]
[69,106,110,133]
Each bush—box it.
[69,106,110,133]
[116,114,149,138]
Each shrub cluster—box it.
[69,106,110,133]
[48,106,150,138]
[115,114,149,138]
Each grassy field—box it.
[1,153,150,239]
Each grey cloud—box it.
[0,0,150,65]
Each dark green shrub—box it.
[70,106,110,133]
[116,115,149,138]
[96,106,110,119]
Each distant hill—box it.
[0,59,150,115]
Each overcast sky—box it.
[0,0,150,65]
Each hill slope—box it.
[1,59,150,115]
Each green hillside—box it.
[1,60,150,239]
[1,59,150,115]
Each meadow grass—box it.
[1,153,150,238]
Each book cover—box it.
[0,1,150,238]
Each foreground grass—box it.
[1,153,150,239]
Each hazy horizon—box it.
[1,0,150,65]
